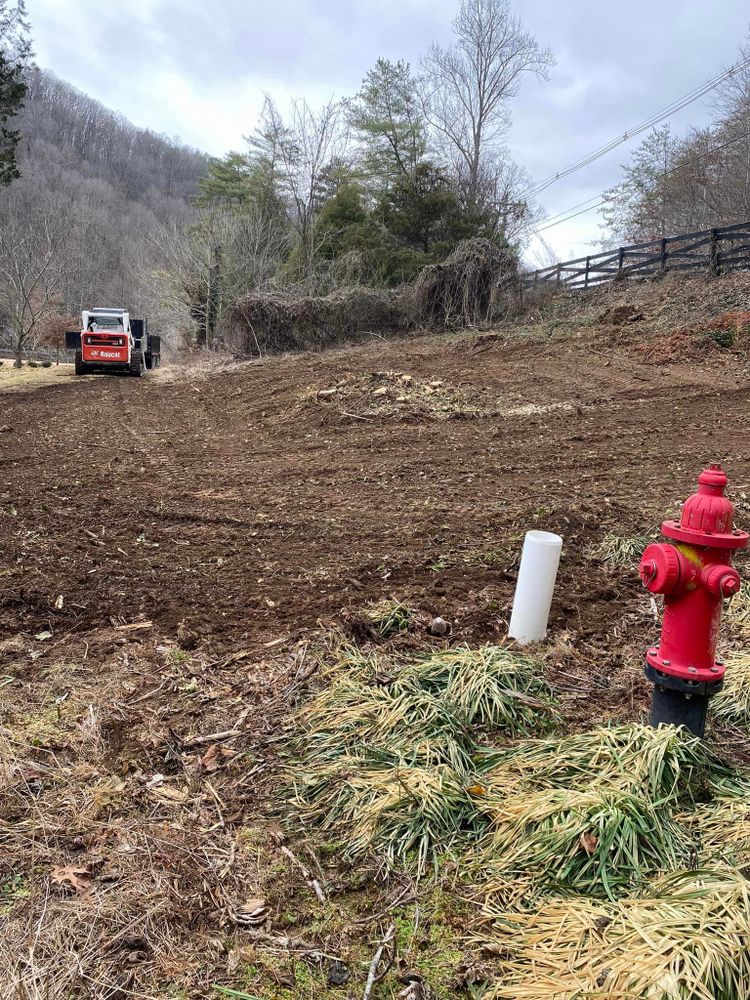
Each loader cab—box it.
[73,306,159,376]
[80,308,132,366]
[83,309,131,339]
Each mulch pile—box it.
[301,369,487,421]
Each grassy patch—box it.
[291,642,557,876]
[479,869,750,999]
[594,531,654,567]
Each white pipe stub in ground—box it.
[508,530,563,645]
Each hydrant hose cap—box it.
[640,543,681,595]
[703,563,741,598]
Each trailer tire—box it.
[129,350,143,377]
[74,350,86,376]
[145,352,153,370]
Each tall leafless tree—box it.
[252,96,346,284]
[0,186,74,366]
[422,0,553,210]
[149,204,290,348]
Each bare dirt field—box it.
[2,276,750,998]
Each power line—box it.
[539,193,602,226]
[522,55,750,200]
[534,125,750,234]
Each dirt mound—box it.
[599,304,644,325]
[301,369,487,420]
[633,311,750,363]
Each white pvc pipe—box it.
[508,530,563,645]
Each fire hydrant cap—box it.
[663,464,750,549]
[698,464,729,490]
[640,543,681,594]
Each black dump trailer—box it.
[130,319,161,370]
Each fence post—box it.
[660,238,668,275]
[584,256,591,290]
[616,247,624,280]
[709,228,720,276]
[556,263,562,288]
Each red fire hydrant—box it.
[639,464,748,736]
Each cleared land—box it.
[2,273,750,998]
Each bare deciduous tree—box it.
[149,204,290,348]
[0,186,74,366]
[422,0,553,209]
[252,96,346,283]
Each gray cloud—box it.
[28,0,750,259]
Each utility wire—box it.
[522,55,750,199]
[538,193,603,226]
[535,125,750,234]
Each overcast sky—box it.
[28,0,750,264]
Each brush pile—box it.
[301,370,486,421]
[229,239,518,354]
[409,238,518,328]
[229,287,410,355]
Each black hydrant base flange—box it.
[645,665,723,738]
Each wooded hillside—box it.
[0,67,209,357]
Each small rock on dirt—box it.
[327,960,350,986]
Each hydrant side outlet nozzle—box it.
[640,464,749,737]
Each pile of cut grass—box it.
[679,794,750,867]
[357,598,412,638]
[713,583,750,727]
[473,725,745,899]
[291,643,557,874]
[481,869,750,1000]
[288,614,750,994]
[712,651,750,727]
[293,756,481,875]
[725,581,750,641]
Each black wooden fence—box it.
[523,220,750,291]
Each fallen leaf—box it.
[54,595,64,610]
[51,865,93,899]
[580,832,599,855]
[34,631,52,641]
[201,745,235,771]
[233,897,268,926]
